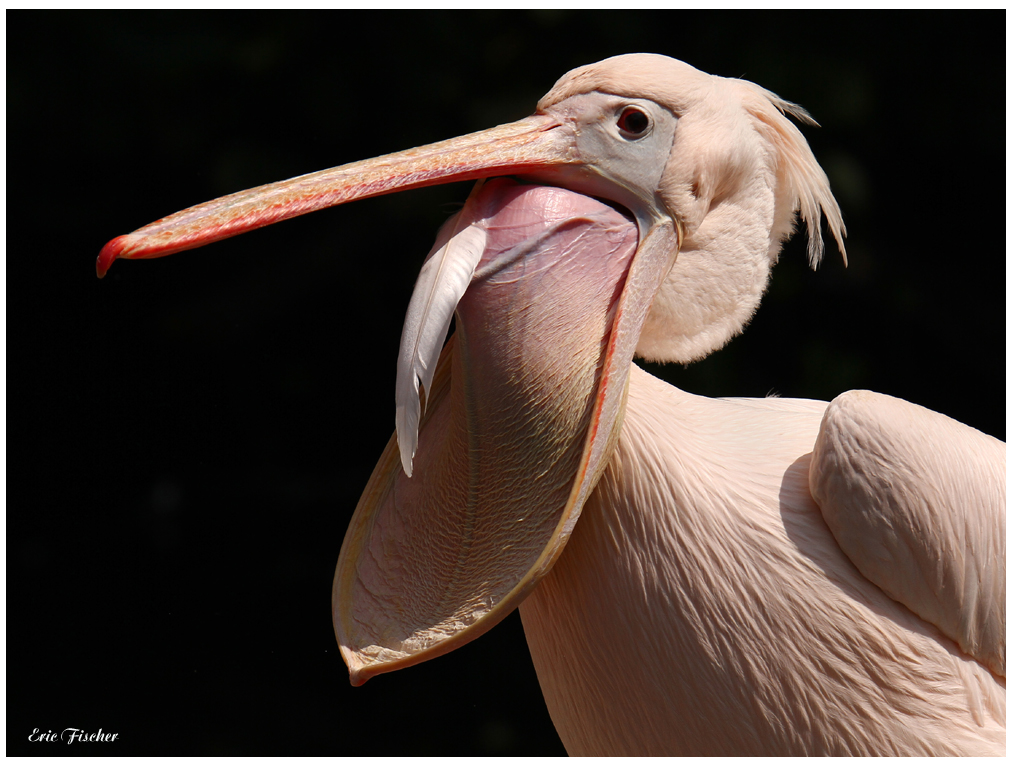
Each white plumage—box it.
[522,367,1005,755]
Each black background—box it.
[10,11,1004,756]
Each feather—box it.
[395,182,488,477]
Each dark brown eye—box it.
[617,107,650,137]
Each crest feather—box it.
[739,82,848,268]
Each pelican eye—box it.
[617,106,650,138]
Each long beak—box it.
[96,114,573,278]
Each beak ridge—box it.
[95,114,571,278]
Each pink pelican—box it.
[98,54,1005,755]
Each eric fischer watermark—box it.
[29,728,119,744]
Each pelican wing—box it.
[810,390,1006,677]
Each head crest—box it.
[737,81,847,267]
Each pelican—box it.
[98,54,1005,755]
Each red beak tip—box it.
[96,235,133,279]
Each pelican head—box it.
[97,54,846,686]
